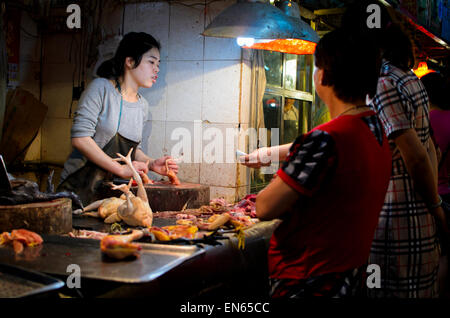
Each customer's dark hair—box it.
[421,72,449,110]
[314,29,380,103]
[97,32,160,79]
[380,24,415,70]
[341,0,414,71]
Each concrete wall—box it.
[18,1,252,203]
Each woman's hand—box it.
[114,161,149,179]
[239,147,272,168]
[116,164,136,179]
[132,161,149,174]
[150,156,179,176]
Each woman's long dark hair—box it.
[96,32,160,79]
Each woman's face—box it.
[128,47,160,88]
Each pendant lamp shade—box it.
[202,0,319,54]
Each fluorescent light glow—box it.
[237,37,255,47]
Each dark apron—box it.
[56,134,138,206]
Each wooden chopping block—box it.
[100,182,210,212]
[0,198,72,234]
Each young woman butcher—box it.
[57,32,178,205]
[254,29,392,298]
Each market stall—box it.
[0,164,279,298]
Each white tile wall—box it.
[165,121,202,164]
[166,60,203,122]
[202,60,241,124]
[203,122,240,164]
[199,122,239,187]
[204,37,241,61]
[168,2,204,61]
[142,120,166,160]
[164,120,204,184]
[125,2,170,60]
[200,163,237,187]
[140,60,168,122]
[176,163,200,184]
[236,124,250,187]
[240,59,252,125]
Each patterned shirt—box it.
[280,115,385,196]
[371,60,431,175]
[368,60,440,298]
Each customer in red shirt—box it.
[255,29,392,298]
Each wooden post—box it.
[0,3,7,143]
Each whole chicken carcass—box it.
[106,148,153,228]
[79,197,126,223]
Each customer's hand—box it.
[239,147,272,168]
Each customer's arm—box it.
[240,144,292,168]
[393,128,448,231]
[256,176,300,221]
[428,138,439,184]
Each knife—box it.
[0,155,12,193]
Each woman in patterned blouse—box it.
[341,1,448,298]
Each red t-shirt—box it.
[268,111,391,280]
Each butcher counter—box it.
[0,214,280,299]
